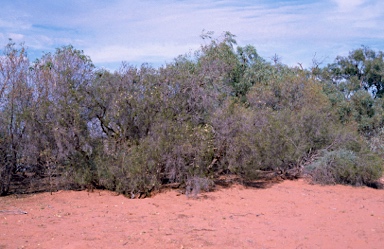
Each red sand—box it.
[1,179,384,249]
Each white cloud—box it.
[87,43,199,64]
[0,0,383,69]
[332,0,365,11]
[8,33,24,41]
[0,19,14,29]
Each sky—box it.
[1,0,383,70]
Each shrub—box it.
[305,149,383,186]
[211,74,339,180]
[95,138,162,198]
[185,176,214,197]
[155,120,215,189]
[368,127,384,156]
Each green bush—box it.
[95,138,162,197]
[306,149,383,186]
[212,74,339,180]
[368,127,384,156]
[3,35,384,196]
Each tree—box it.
[0,41,31,195]
[327,46,384,97]
[27,45,95,187]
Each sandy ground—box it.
[1,178,384,249]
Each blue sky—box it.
[1,0,383,70]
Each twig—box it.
[0,209,28,215]
[230,213,264,217]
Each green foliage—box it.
[2,33,384,196]
[319,47,384,136]
[321,80,384,137]
[326,46,384,97]
[350,90,384,136]
[212,74,339,180]
[306,149,383,186]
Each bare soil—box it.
[1,178,384,249]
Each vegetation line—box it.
[1,32,384,197]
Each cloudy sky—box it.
[1,0,383,70]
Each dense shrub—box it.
[211,73,343,180]
[1,35,384,196]
[305,149,383,185]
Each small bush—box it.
[305,149,383,186]
[110,138,161,198]
[185,176,214,197]
[368,127,384,156]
